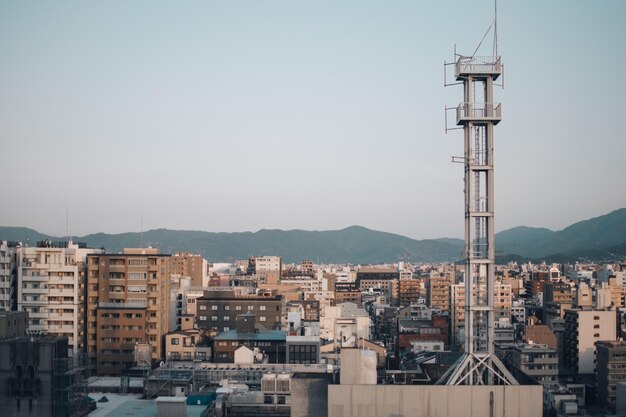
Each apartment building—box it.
[17,241,101,355]
[248,256,282,284]
[397,279,424,307]
[0,241,17,311]
[334,282,361,307]
[355,268,399,294]
[427,275,452,313]
[86,249,172,375]
[596,340,626,408]
[196,289,284,333]
[171,252,206,287]
[563,309,616,374]
[509,343,558,385]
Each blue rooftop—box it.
[214,330,286,341]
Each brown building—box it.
[397,315,449,353]
[0,311,29,339]
[171,252,205,287]
[212,314,287,363]
[196,289,284,333]
[334,282,361,307]
[86,249,172,375]
[427,275,452,313]
[398,279,424,307]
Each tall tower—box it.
[439,51,517,385]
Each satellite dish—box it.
[159,361,165,368]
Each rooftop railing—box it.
[455,56,502,77]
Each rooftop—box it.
[214,329,286,342]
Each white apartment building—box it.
[17,241,102,355]
[0,241,17,310]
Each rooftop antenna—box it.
[140,217,144,248]
[66,209,70,242]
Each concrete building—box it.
[196,289,284,333]
[86,249,172,375]
[17,241,101,355]
[334,282,361,307]
[0,241,17,311]
[397,279,424,307]
[0,310,29,338]
[596,340,626,409]
[355,268,398,298]
[427,275,452,313]
[327,350,542,417]
[563,309,616,374]
[320,302,370,343]
[248,256,282,284]
[0,336,88,417]
[164,315,211,362]
[509,343,558,385]
[212,314,287,364]
[171,252,207,287]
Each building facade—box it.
[17,241,101,355]
[563,309,616,374]
[86,249,172,375]
[0,241,17,311]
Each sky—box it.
[1,1,625,240]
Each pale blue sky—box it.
[1,1,625,239]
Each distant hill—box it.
[495,208,626,260]
[0,225,464,264]
[1,208,625,263]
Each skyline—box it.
[1,1,625,240]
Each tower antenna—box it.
[140,217,144,248]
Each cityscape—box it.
[1,2,626,417]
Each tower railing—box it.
[456,102,501,124]
[455,56,502,77]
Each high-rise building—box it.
[86,249,172,375]
[427,275,452,313]
[17,241,101,356]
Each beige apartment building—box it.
[427,275,452,313]
[17,241,101,355]
[171,252,206,287]
[87,248,171,375]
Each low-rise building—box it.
[509,343,558,385]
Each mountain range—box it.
[1,208,625,264]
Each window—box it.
[224,316,230,321]
[199,316,207,321]
[223,327,230,332]
[236,305,242,311]
[199,305,207,311]
[260,316,266,322]
[171,338,179,345]
[248,305,254,311]
[224,305,230,311]
[211,316,218,321]
[212,305,218,311]
[260,305,266,311]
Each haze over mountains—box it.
[1,209,625,264]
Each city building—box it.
[563,309,616,374]
[17,241,101,355]
[164,314,211,362]
[0,310,29,338]
[196,289,284,333]
[171,252,207,287]
[0,241,17,311]
[0,336,88,417]
[213,313,287,363]
[86,249,172,375]
[509,343,558,385]
[247,256,282,284]
[596,340,626,409]
[334,282,361,307]
[426,275,452,313]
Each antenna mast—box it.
[439,2,516,385]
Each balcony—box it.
[22,274,49,282]
[455,56,501,79]
[456,102,501,125]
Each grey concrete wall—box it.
[328,384,542,417]
[291,377,329,417]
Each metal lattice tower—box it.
[438,52,517,386]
